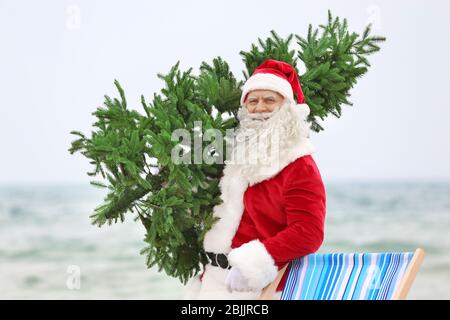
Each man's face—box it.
[244,89,285,113]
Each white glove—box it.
[225,267,255,293]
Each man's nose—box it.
[254,101,267,112]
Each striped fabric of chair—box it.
[281,251,419,300]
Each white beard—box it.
[227,99,312,185]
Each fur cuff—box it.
[227,239,279,290]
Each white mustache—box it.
[241,105,282,121]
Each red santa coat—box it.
[183,129,326,300]
[230,154,326,293]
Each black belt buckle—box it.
[206,251,231,269]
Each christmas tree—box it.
[68,11,385,285]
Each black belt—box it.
[206,251,232,269]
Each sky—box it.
[0,0,449,185]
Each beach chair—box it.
[259,248,425,300]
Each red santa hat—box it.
[240,59,306,107]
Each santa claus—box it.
[183,59,326,300]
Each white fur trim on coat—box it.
[202,164,249,253]
[227,239,279,290]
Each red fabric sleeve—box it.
[231,208,259,248]
[261,159,326,269]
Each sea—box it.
[0,181,449,299]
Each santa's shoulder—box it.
[282,154,323,179]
